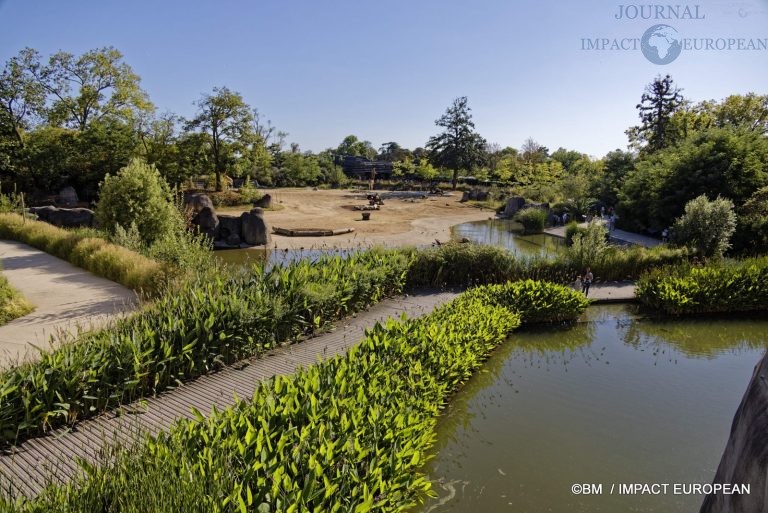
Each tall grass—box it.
[0,272,33,326]
[0,214,165,294]
[4,281,586,511]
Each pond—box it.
[450,219,564,257]
[420,305,768,513]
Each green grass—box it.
[0,214,166,295]
[4,281,586,512]
[0,272,33,326]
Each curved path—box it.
[0,240,137,368]
[0,290,457,498]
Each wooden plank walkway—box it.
[0,290,457,499]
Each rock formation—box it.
[30,206,95,228]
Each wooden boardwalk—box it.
[0,290,458,499]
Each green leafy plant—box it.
[514,207,547,234]
[671,194,737,258]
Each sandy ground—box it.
[219,188,496,250]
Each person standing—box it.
[661,227,669,243]
[582,267,593,297]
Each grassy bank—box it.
[636,257,768,315]
[0,214,165,295]
[4,281,586,512]
[0,272,33,326]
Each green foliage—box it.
[514,207,547,234]
[0,270,33,326]
[671,195,736,257]
[626,74,685,153]
[568,221,609,269]
[0,249,411,445]
[95,158,182,245]
[0,213,165,293]
[636,257,768,315]
[564,221,586,246]
[10,280,588,511]
[733,186,768,255]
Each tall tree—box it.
[336,135,376,159]
[36,47,152,130]
[626,74,685,153]
[0,48,45,147]
[426,96,487,189]
[186,87,253,191]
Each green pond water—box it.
[420,305,768,513]
[450,219,564,256]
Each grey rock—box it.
[240,208,269,246]
[700,353,768,513]
[30,206,95,228]
[225,233,241,246]
[184,193,214,213]
[58,186,79,207]
[218,215,242,240]
[252,193,272,209]
[502,197,526,217]
[192,206,219,240]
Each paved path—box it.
[0,240,137,369]
[0,290,457,498]
[545,222,660,248]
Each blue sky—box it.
[0,0,766,158]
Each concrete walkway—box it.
[0,240,137,368]
[0,290,457,498]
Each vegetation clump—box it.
[0,271,33,326]
[514,207,547,234]
[671,194,737,258]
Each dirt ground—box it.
[219,188,495,250]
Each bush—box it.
[514,207,547,234]
[0,271,33,326]
[564,221,586,246]
[636,257,768,315]
[0,214,164,294]
[671,194,737,257]
[0,249,412,445]
[11,280,586,511]
[95,158,182,245]
[567,221,608,270]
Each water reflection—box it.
[450,219,564,257]
[420,305,768,513]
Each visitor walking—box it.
[661,227,669,243]
[608,214,616,231]
[581,267,593,297]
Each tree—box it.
[732,186,768,255]
[186,87,253,191]
[336,135,376,159]
[36,47,152,130]
[95,158,182,245]
[596,149,635,207]
[0,48,45,147]
[672,195,736,257]
[426,96,488,189]
[378,141,411,162]
[626,74,685,153]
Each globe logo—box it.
[641,24,682,64]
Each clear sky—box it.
[0,0,766,158]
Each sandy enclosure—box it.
[218,188,495,250]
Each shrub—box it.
[0,272,33,326]
[11,280,585,511]
[0,214,164,294]
[671,194,737,258]
[567,221,608,270]
[564,221,586,246]
[636,257,768,315]
[95,158,182,245]
[238,176,262,203]
[514,207,547,234]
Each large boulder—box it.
[700,353,768,513]
[30,206,95,228]
[217,215,242,241]
[460,189,490,202]
[252,193,272,209]
[184,193,214,214]
[58,186,79,207]
[191,206,219,240]
[502,197,526,217]
[240,208,269,246]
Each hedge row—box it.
[0,250,411,445]
[636,257,768,315]
[8,281,587,512]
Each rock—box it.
[184,193,214,214]
[240,208,269,246]
[58,186,79,207]
[252,194,272,209]
[192,206,219,240]
[700,353,768,513]
[217,215,242,241]
[30,206,95,228]
[502,197,526,217]
[225,233,241,246]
